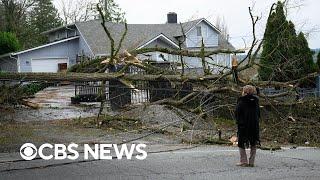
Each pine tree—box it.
[259,1,289,81]
[317,52,320,70]
[259,1,317,82]
[0,3,5,31]
[29,0,62,45]
[295,32,317,74]
[99,0,126,23]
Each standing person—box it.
[231,55,239,84]
[235,85,260,167]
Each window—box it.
[196,26,202,36]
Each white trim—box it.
[95,54,109,58]
[75,24,95,57]
[137,34,180,50]
[12,36,80,56]
[17,56,20,73]
[185,18,221,35]
[31,57,69,60]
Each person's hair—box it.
[242,85,257,96]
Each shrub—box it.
[0,32,21,55]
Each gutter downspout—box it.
[10,54,20,73]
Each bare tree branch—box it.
[114,23,128,56]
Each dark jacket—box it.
[235,95,260,148]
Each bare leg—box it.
[239,148,248,164]
[249,146,257,166]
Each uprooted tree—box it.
[1,2,320,145]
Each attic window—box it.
[196,26,202,36]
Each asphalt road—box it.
[1,145,320,180]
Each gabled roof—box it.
[41,24,76,35]
[185,18,221,35]
[137,33,180,49]
[75,18,221,56]
[27,18,233,57]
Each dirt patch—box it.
[119,105,228,144]
[0,120,102,153]
[122,105,216,130]
[1,106,99,122]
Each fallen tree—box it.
[0,72,222,82]
[0,71,317,88]
[1,2,319,146]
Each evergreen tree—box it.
[317,52,320,70]
[295,32,317,74]
[0,0,34,49]
[98,0,125,23]
[0,3,5,31]
[30,0,62,45]
[259,1,288,81]
[259,1,317,82]
[0,31,21,55]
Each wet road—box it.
[1,145,320,180]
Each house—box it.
[0,13,235,74]
[312,48,320,63]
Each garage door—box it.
[31,58,69,73]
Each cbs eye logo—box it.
[20,143,37,160]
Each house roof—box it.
[41,24,77,35]
[8,18,234,58]
[12,36,80,56]
[136,34,180,49]
[185,18,221,35]
[75,18,228,56]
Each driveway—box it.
[2,85,99,122]
[25,85,76,108]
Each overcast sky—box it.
[54,0,320,49]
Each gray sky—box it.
[54,0,320,49]
[116,0,319,49]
